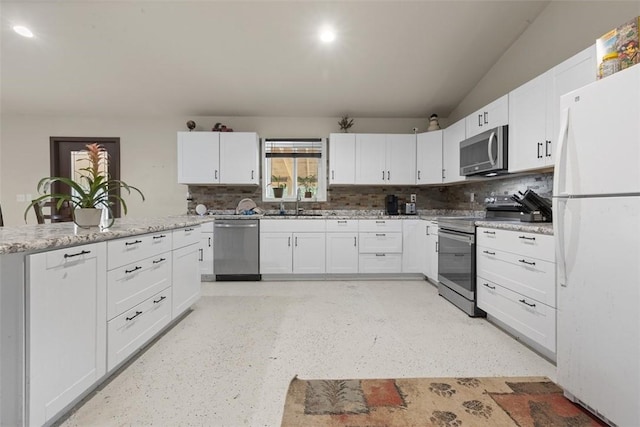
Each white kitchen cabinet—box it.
[199,222,214,276]
[172,226,201,318]
[476,227,556,357]
[326,220,359,274]
[292,233,326,274]
[260,232,293,273]
[27,242,107,427]
[219,132,259,184]
[416,131,443,184]
[358,219,402,273]
[442,119,467,184]
[329,133,356,184]
[177,131,259,185]
[424,220,439,282]
[260,220,327,274]
[177,131,219,184]
[355,134,416,185]
[402,219,423,273]
[465,94,509,138]
[509,45,596,173]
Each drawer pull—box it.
[125,266,142,274]
[354,237,357,247]
[126,311,143,321]
[483,283,496,290]
[518,235,536,241]
[153,257,166,264]
[153,296,167,304]
[519,299,536,308]
[337,220,347,224]
[125,240,142,246]
[375,233,386,237]
[375,254,386,257]
[482,250,496,255]
[184,228,195,232]
[153,234,167,240]
[64,249,91,259]
[375,220,386,224]
[483,230,496,235]
[518,259,536,266]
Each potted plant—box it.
[270,175,288,198]
[25,143,145,228]
[297,175,317,198]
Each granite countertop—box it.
[0,216,214,255]
[474,220,554,235]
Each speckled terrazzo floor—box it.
[59,280,555,427]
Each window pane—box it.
[269,157,294,198]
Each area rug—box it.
[281,376,606,427]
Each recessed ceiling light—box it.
[13,25,34,38]
[319,26,336,43]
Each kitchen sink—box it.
[264,213,324,217]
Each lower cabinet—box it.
[326,233,358,273]
[424,221,439,282]
[402,219,423,273]
[172,227,201,318]
[359,219,402,274]
[260,232,326,274]
[27,242,107,427]
[199,221,214,275]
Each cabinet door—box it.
[416,131,443,184]
[442,119,466,184]
[466,94,509,138]
[355,134,386,184]
[508,70,553,173]
[28,243,106,427]
[172,243,201,318]
[219,132,259,184]
[177,131,220,184]
[385,134,416,185]
[199,233,214,275]
[426,222,439,281]
[293,233,326,274]
[402,220,423,273]
[329,133,356,184]
[326,233,359,273]
[260,232,293,274]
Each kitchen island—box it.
[0,216,213,427]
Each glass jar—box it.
[600,52,621,78]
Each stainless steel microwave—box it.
[460,125,508,176]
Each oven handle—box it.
[438,229,474,244]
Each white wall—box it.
[0,114,424,225]
[449,1,640,121]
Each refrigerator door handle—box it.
[555,198,568,287]
[554,107,571,197]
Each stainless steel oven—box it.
[437,217,486,317]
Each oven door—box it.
[437,228,476,299]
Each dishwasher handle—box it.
[214,223,258,228]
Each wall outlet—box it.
[16,194,25,202]
[410,194,416,203]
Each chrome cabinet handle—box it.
[337,220,347,224]
[387,171,390,180]
[435,241,439,252]
[483,283,495,290]
[64,249,91,258]
[295,237,298,247]
[199,248,203,261]
[545,140,552,157]
[382,171,385,180]
[484,111,488,124]
[375,233,386,237]
[208,237,212,247]
[332,170,335,180]
[375,254,385,257]
[483,230,495,235]
[353,237,357,247]
[375,220,385,224]
[288,237,291,247]
[215,170,218,180]
[537,142,543,159]
[519,299,536,308]
[417,170,421,180]
[478,114,482,127]
[426,225,430,235]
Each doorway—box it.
[50,137,121,218]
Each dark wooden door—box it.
[50,137,121,218]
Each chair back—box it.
[32,201,73,224]
[0,204,4,226]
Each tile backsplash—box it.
[187,172,553,214]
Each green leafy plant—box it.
[24,143,145,226]
[270,175,288,189]
[297,175,317,195]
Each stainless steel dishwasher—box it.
[213,219,261,281]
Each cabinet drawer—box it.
[477,246,556,307]
[359,253,402,273]
[108,232,172,270]
[172,225,201,249]
[107,253,171,319]
[358,219,402,232]
[260,219,326,233]
[359,232,402,253]
[107,287,172,371]
[326,219,358,232]
[477,228,554,262]
[477,278,556,353]
[44,243,101,269]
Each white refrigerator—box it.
[554,65,640,426]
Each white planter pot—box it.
[74,208,103,228]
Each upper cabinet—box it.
[177,131,259,185]
[329,133,356,184]
[416,130,443,185]
[442,119,467,184]
[465,94,509,138]
[354,134,416,185]
[509,45,596,173]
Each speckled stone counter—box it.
[0,215,214,255]
[474,220,554,235]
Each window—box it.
[262,138,327,202]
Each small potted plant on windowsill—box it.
[24,143,145,228]
[297,175,317,198]
[269,175,288,199]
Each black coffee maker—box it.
[386,195,399,215]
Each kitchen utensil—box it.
[236,198,257,214]
[195,204,207,215]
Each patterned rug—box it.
[281,376,607,427]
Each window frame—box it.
[262,137,327,202]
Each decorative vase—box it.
[74,208,103,228]
[273,188,284,198]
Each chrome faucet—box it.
[296,188,302,215]
[279,199,285,215]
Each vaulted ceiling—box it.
[1,1,549,119]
